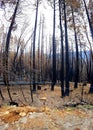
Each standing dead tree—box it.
[2,0,20,101]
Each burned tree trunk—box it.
[3,0,20,101]
[51,0,56,91]
[63,0,70,96]
[59,0,65,97]
[32,0,39,91]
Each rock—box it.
[19,116,27,123]
[40,97,47,101]
[64,122,72,128]
[29,112,43,119]
[0,124,9,130]
[4,111,9,115]
[19,112,26,117]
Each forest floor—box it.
[0,82,93,130]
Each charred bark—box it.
[59,0,65,97]
[51,0,56,91]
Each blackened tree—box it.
[71,7,79,88]
[63,0,70,96]
[59,0,65,97]
[83,0,93,93]
[2,0,20,101]
[32,0,40,91]
[51,0,57,91]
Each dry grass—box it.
[0,83,93,108]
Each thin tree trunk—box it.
[51,0,56,91]
[0,89,4,100]
[33,0,39,91]
[71,7,79,88]
[41,16,44,81]
[3,0,20,85]
[38,16,41,82]
[59,0,65,97]
[45,37,48,80]
[30,39,33,102]
[71,40,74,82]
[83,0,93,38]
[3,0,20,101]
[48,36,52,82]
[83,0,93,93]
[63,0,70,96]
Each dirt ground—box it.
[0,83,93,130]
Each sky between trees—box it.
[0,0,91,52]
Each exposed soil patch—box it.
[0,83,93,130]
